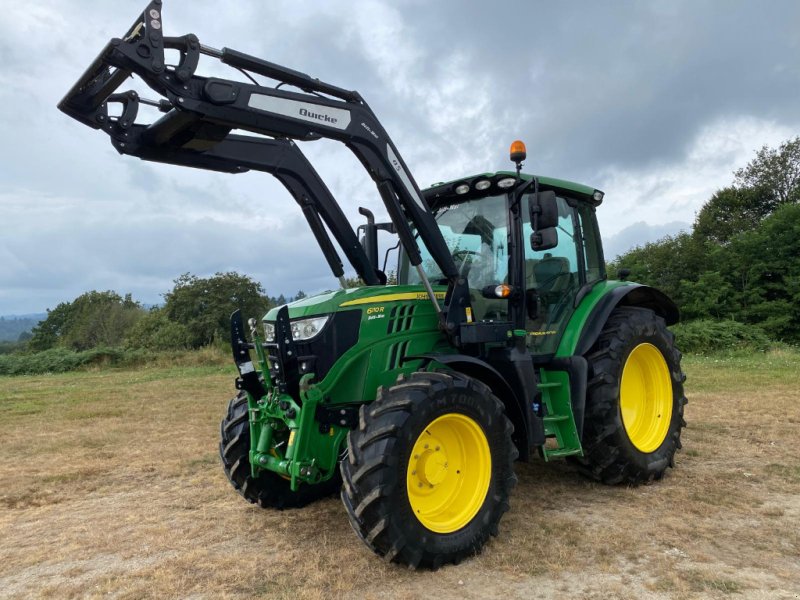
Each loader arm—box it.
[109,121,380,286]
[58,1,466,326]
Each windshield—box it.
[402,194,509,321]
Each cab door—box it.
[521,194,586,355]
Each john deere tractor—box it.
[60,2,687,569]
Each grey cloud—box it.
[603,221,691,260]
[1,1,798,314]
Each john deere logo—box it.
[299,108,337,124]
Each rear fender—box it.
[574,284,679,356]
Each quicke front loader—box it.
[59,2,687,569]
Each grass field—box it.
[1,351,799,599]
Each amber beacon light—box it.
[509,140,527,163]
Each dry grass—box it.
[1,351,799,599]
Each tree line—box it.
[610,137,800,344]
[14,137,800,357]
[26,272,307,353]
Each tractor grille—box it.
[266,309,361,396]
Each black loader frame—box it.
[58,0,473,324]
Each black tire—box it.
[578,306,687,484]
[219,391,341,509]
[340,371,517,569]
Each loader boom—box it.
[58,0,464,321]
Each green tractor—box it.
[60,2,686,569]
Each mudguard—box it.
[574,284,679,357]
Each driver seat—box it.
[532,255,571,296]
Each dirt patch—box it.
[1,355,799,599]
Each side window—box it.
[578,204,605,284]
[522,196,579,290]
[522,195,581,354]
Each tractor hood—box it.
[263,285,447,321]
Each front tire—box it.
[579,306,687,484]
[219,392,341,509]
[341,371,517,569]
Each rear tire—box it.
[219,392,341,509]
[341,371,517,569]
[578,307,687,484]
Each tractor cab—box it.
[398,169,606,356]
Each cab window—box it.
[522,194,581,354]
[402,194,509,321]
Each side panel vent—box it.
[386,304,416,334]
[387,340,410,370]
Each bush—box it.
[0,340,26,355]
[0,346,230,376]
[163,272,270,348]
[671,319,772,354]
[125,309,191,351]
[29,291,144,351]
[0,347,144,375]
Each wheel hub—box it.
[620,342,673,453]
[414,442,449,486]
[406,413,491,533]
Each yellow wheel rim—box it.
[620,343,673,453]
[406,413,491,533]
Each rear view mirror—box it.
[530,228,558,251]
[529,190,558,230]
[529,191,559,251]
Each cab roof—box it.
[423,171,603,208]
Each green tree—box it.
[29,302,75,351]
[29,291,144,351]
[163,272,269,348]
[62,292,143,350]
[679,271,734,320]
[609,232,707,309]
[342,276,365,288]
[125,308,191,351]
[721,203,800,342]
[693,186,772,245]
[734,136,800,206]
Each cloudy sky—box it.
[1,1,798,315]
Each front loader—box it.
[59,2,687,569]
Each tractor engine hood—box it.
[263,285,447,322]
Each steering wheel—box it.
[452,249,479,276]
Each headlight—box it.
[264,322,275,342]
[290,316,329,341]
